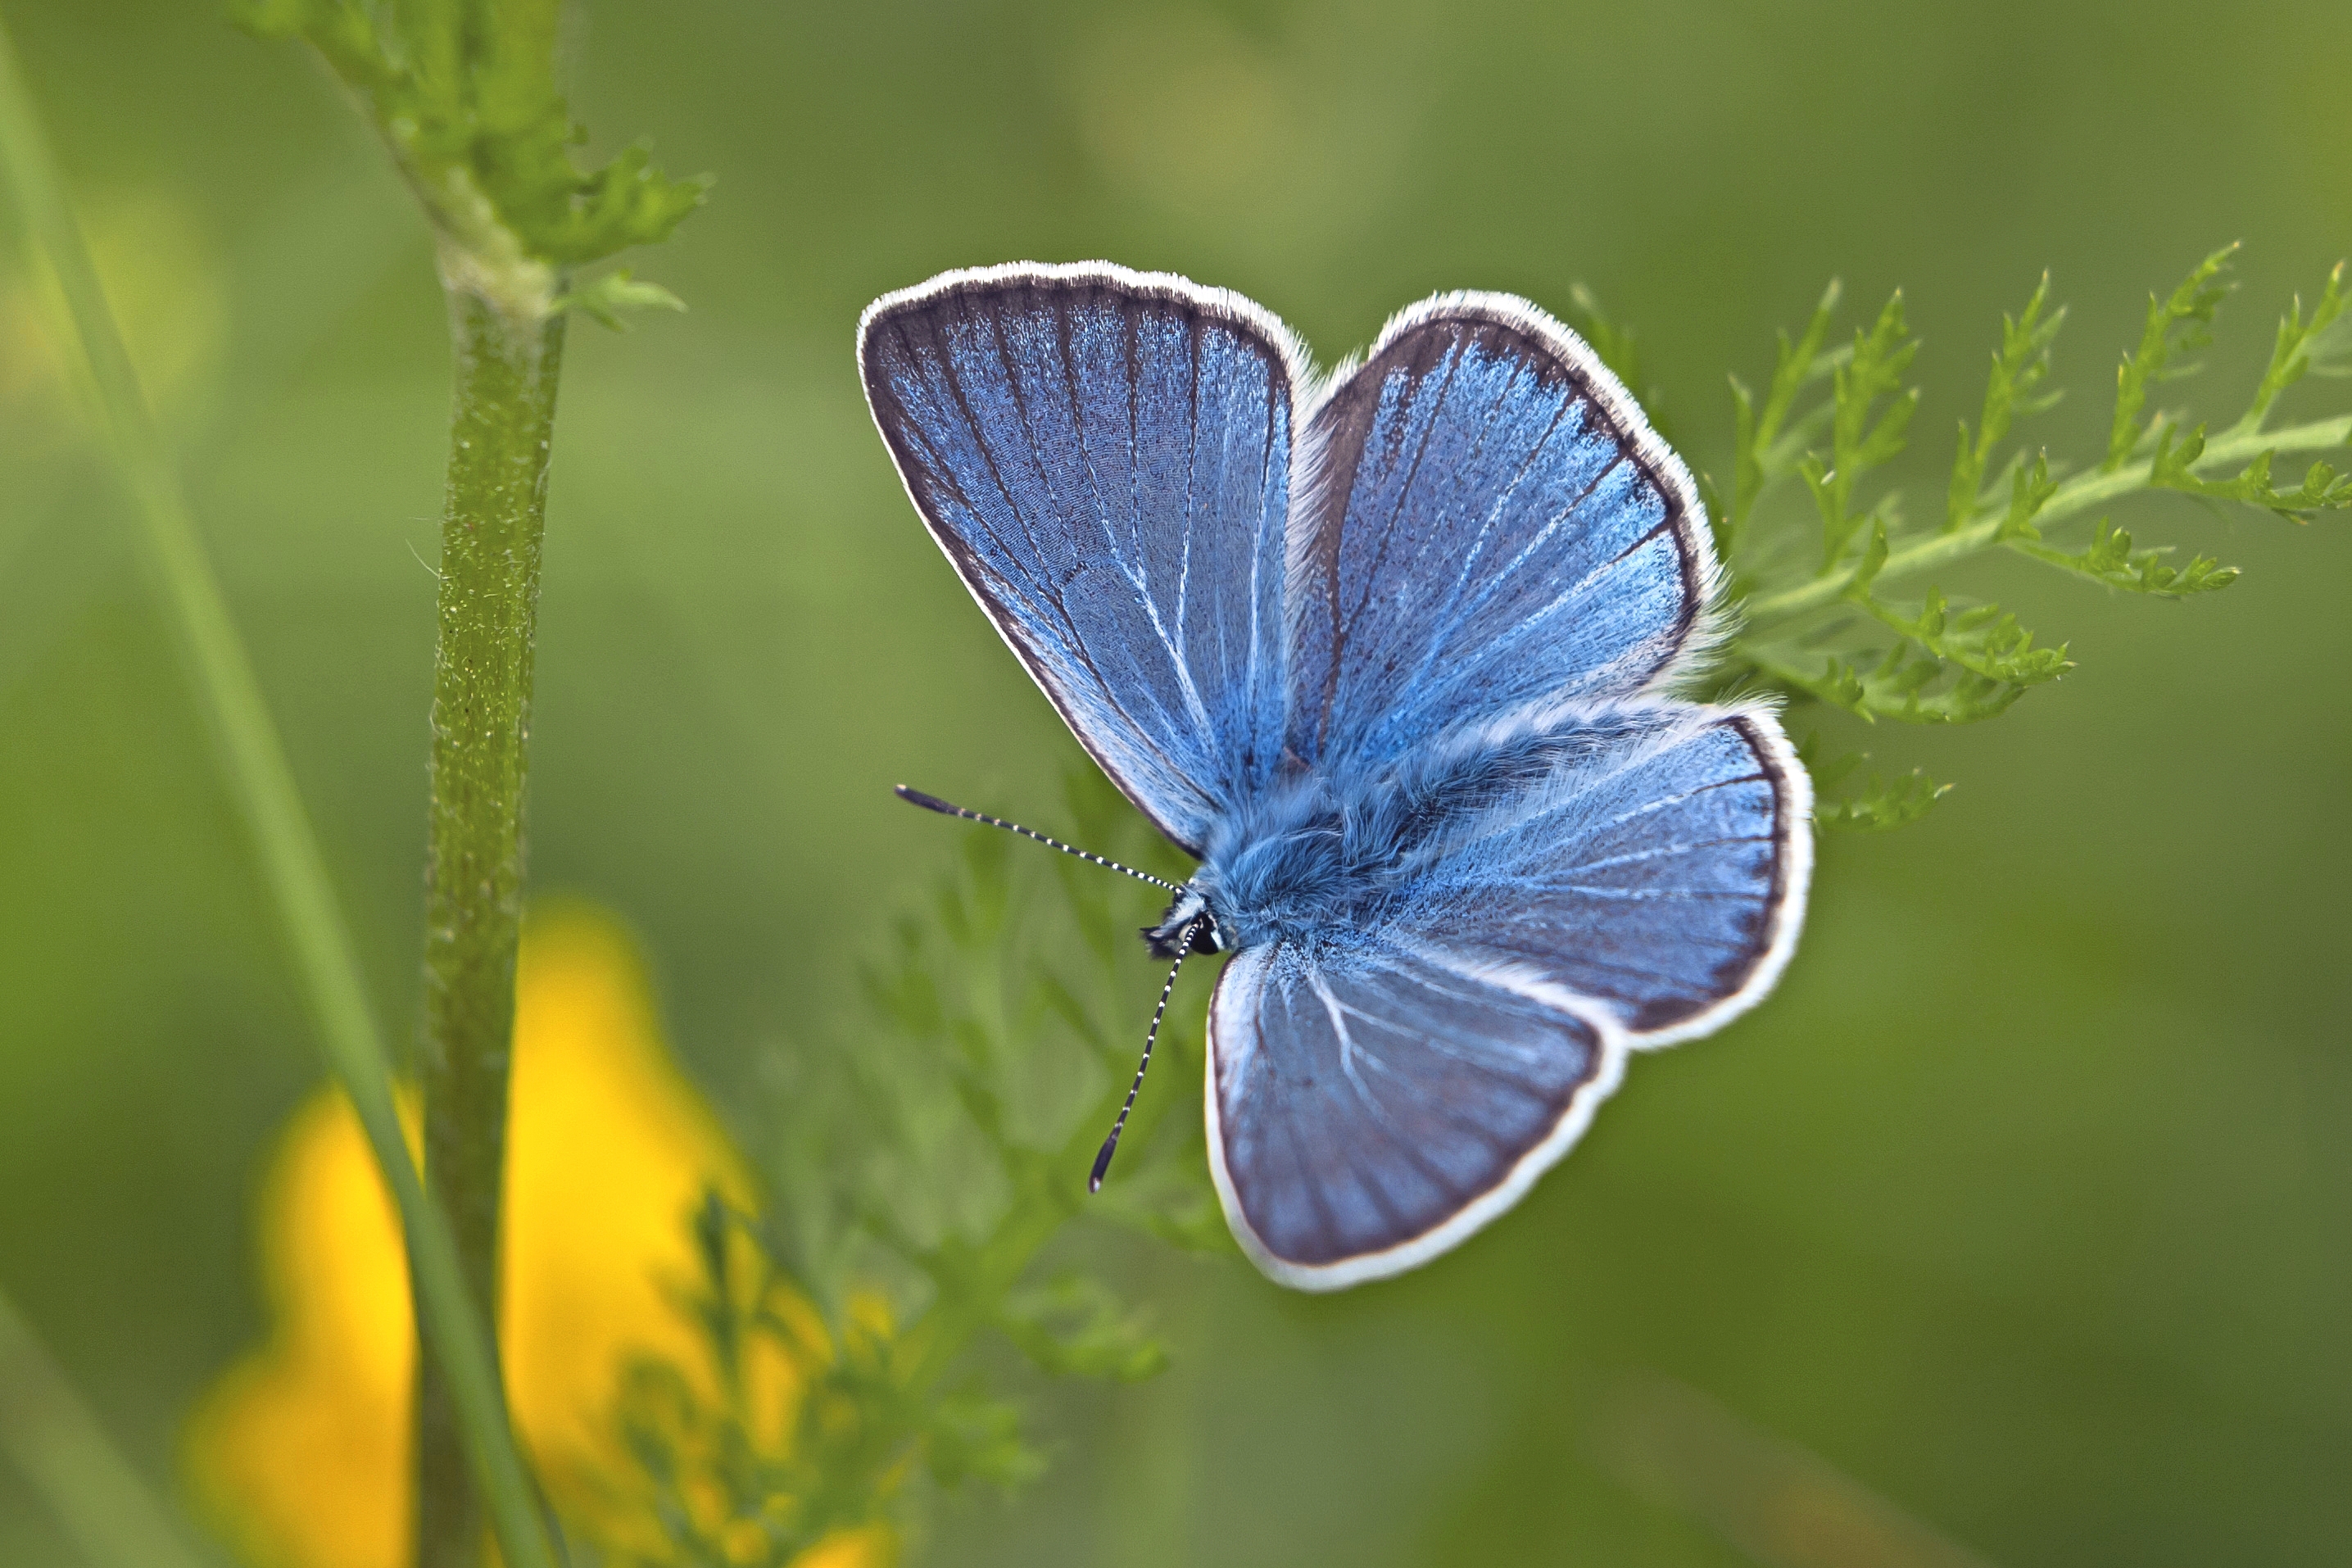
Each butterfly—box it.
[859,262,1810,1290]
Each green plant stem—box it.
[415,285,567,1568]
[1739,415,2352,632]
[0,21,557,1568]
[896,1022,1197,1401]
[0,1288,211,1568]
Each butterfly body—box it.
[861,263,1810,1289]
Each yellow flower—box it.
[186,904,892,1568]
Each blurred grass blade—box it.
[1589,1371,1998,1568]
[0,18,556,1568]
[0,1286,213,1568]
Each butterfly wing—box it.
[1208,704,1808,1287]
[1405,703,1811,1048]
[1287,292,1716,769]
[1207,936,1621,1289]
[861,263,1305,854]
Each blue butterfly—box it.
[859,262,1811,1289]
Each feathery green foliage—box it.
[1796,738,1950,832]
[614,768,1219,1557]
[1697,247,2352,827]
[236,0,705,319]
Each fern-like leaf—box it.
[2105,243,2235,471]
[2007,518,2239,596]
[1947,275,2065,532]
[996,1274,1169,1383]
[1755,641,2029,726]
[1800,741,1951,831]
[2150,425,2352,519]
[1806,292,1921,569]
[1854,587,2070,687]
[1728,279,1842,552]
[2237,261,2349,430]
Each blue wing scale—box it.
[1206,938,1618,1285]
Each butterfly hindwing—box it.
[1287,295,1715,769]
[1404,704,1811,1047]
[1205,703,1809,1285]
[860,264,1303,854]
[1206,936,1620,1289]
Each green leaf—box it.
[1800,739,1951,831]
[1947,274,2064,532]
[996,1274,1170,1383]
[1810,291,1920,570]
[2007,517,2239,596]
[551,267,687,330]
[2105,243,2235,472]
[2150,424,2352,519]
[2238,261,2348,430]
[1993,450,2060,542]
[926,1385,1048,1493]
[1852,582,2070,687]
[1729,279,1842,547]
[1754,640,2030,726]
[241,0,708,301]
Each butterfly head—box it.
[1144,885,1225,959]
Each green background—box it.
[2,1,2346,1564]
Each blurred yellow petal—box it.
[184,1090,418,1568]
[500,905,763,1524]
[185,903,855,1568]
[793,1525,896,1568]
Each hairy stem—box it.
[1738,415,2352,632]
[0,21,556,1568]
[415,283,567,1568]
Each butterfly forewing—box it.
[1288,298,1715,769]
[859,264,1301,854]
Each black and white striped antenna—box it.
[895,784,1194,1194]
[894,786,1178,889]
[1090,921,1196,1191]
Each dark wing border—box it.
[858,261,1317,855]
[1619,705,1814,1051]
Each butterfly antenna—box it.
[894,786,1180,890]
[1090,920,1196,1193]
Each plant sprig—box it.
[623,770,1219,1557]
[237,0,705,321]
[1688,246,2352,827]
